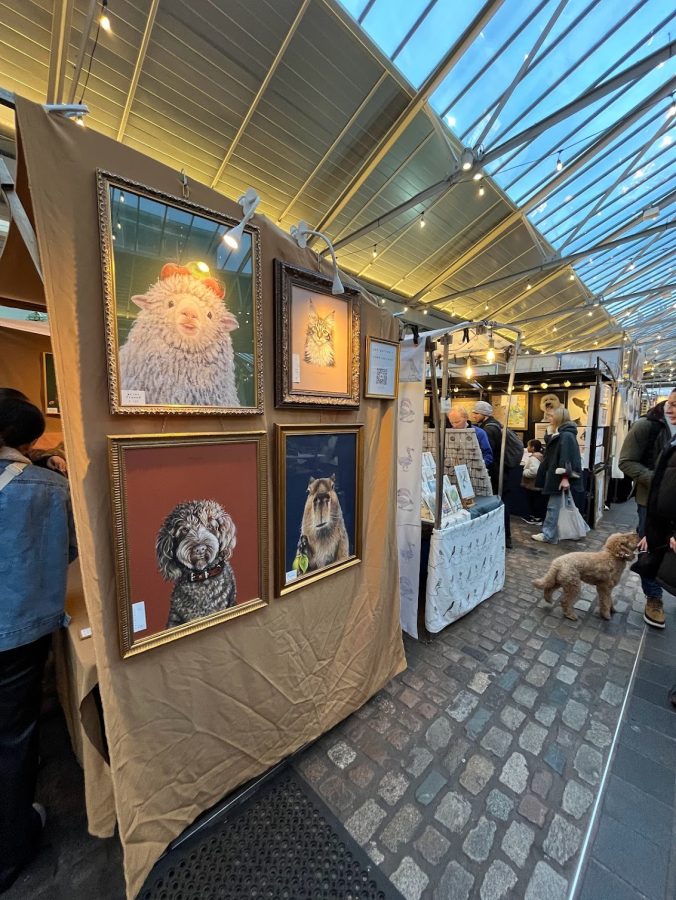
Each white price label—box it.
[286,569,298,582]
[122,389,146,406]
[132,601,147,632]
[292,353,301,384]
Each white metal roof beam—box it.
[412,79,676,304]
[210,0,311,189]
[423,219,676,306]
[66,0,97,104]
[601,247,676,294]
[473,0,570,151]
[311,0,505,240]
[46,0,74,105]
[117,0,159,142]
[479,40,676,166]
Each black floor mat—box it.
[137,769,402,900]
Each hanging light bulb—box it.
[372,245,378,259]
[541,381,549,389]
[75,113,85,127]
[99,0,111,32]
[523,384,531,391]
[556,151,563,172]
[465,357,474,379]
[486,333,495,364]
[563,379,571,388]
[526,283,532,290]
[478,186,485,197]
[420,212,426,229]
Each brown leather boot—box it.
[643,597,666,629]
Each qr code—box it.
[376,367,388,385]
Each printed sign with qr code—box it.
[376,367,388,385]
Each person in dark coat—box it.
[619,389,676,628]
[633,392,676,637]
[470,400,515,548]
[533,408,583,543]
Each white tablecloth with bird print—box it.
[425,505,505,633]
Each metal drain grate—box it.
[138,770,402,900]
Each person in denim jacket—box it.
[0,397,77,892]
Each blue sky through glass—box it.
[338,0,676,341]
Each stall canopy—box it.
[0,0,674,379]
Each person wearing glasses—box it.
[620,390,676,628]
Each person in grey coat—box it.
[619,390,676,628]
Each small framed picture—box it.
[276,424,363,595]
[454,464,475,500]
[108,432,268,657]
[274,260,361,408]
[42,352,59,416]
[364,336,400,400]
[97,171,263,415]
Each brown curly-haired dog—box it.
[533,532,639,621]
[156,499,237,629]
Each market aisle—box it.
[294,502,647,900]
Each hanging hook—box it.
[180,169,189,200]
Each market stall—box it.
[1,97,406,900]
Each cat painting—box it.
[304,300,335,367]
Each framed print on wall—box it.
[364,336,400,400]
[276,424,363,595]
[274,260,361,408]
[109,432,268,657]
[42,352,59,415]
[97,171,263,415]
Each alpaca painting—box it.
[99,176,263,414]
[304,300,336,367]
[119,263,240,408]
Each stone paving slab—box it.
[295,504,644,899]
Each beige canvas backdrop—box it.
[14,97,405,899]
[0,325,61,435]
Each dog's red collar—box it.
[188,561,225,583]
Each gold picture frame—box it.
[274,260,361,408]
[364,336,400,400]
[97,171,263,415]
[109,431,268,657]
[276,423,363,596]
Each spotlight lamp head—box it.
[460,148,474,171]
[290,219,344,295]
[563,379,571,388]
[222,187,260,251]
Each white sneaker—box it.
[532,533,547,542]
[32,802,47,829]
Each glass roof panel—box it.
[337,0,676,340]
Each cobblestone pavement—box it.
[294,503,645,900]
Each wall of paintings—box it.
[15,98,406,899]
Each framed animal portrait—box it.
[492,392,527,430]
[274,260,361,408]
[108,432,268,657]
[567,388,591,426]
[276,424,363,595]
[97,171,263,415]
[42,352,59,416]
[364,336,400,399]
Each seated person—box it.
[0,397,77,892]
[447,405,493,470]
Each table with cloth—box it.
[52,564,116,837]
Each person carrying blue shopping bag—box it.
[532,407,586,544]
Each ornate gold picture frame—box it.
[109,432,268,657]
[276,424,363,596]
[274,260,361,408]
[97,171,263,415]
